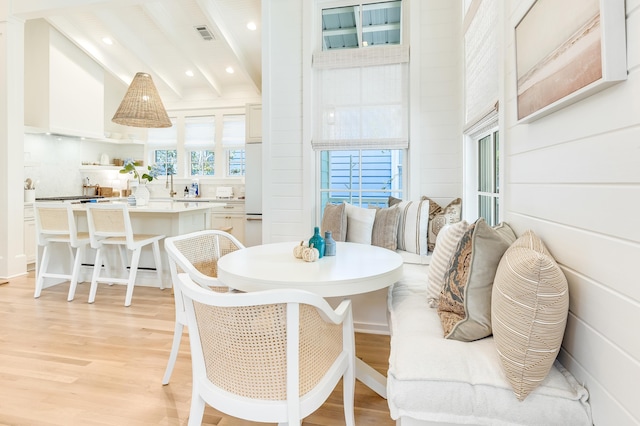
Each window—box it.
[222,115,246,177]
[477,130,499,225]
[153,149,177,175]
[185,116,215,176]
[320,149,403,209]
[322,1,402,51]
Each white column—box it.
[0,5,27,279]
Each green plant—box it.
[119,158,161,183]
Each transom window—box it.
[322,1,402,50]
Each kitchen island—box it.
[37,200,227,290]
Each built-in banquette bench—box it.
[321,198,592,426]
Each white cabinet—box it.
[24,205,36,270]
[211,203,245,244]
[245,103,262,143]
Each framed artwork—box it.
[515,0,627,123]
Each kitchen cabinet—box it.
[211,203,245,244]
[24,205,36,270]
[245,103,262,143]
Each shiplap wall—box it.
[503,1,640,424]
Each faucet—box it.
[166,169,177,197]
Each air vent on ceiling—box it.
[194,25,215,41]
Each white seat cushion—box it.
[387,277,592,426]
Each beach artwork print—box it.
[515,0,601,121]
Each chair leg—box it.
[34,244,50,298]
[343,360,356,426]
[88,247,103,304]
[187,394,206,426]
[152,240,164,290]
[162,321,184,385]
[124,248,142,307]
[67,245,86,302]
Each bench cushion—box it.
[387,266,592,426]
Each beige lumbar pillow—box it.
[321,203,347,242]
[438,219,516,341]
[426,220,469,307]
[492,230,569,401]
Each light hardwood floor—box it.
[0,273,394,426]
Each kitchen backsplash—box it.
[24,133,244,199]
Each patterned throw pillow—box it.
[321,203,347,242]
[492,230,569,401]
[370,206,401,250]
[395,199,430,255]
[437,219,516,341]
[344,203,376,244]
[424,198,462,252]
[426,220,469,308]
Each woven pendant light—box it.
[112,72,172,128]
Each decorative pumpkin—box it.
[302,244,320,262]
[293,240,306,259]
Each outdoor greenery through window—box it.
[227,149,245,176]
[478,130,499,225]
[153,150,177,175]
[320,149,403,210]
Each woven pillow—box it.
[395,199,430,255]
[425,198,462,252]
[492,230,569,401]
[370,206,401,250]
[321,203,347,242]
[344,203,376,244]
[426,220,469,308]
[438,219,516,341]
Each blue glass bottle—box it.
[324,231,336,256]
[309,227,325,258]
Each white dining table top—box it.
[217,241,404,297]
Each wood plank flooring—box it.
[0,273,394,426]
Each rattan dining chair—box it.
[33,202,91,301]
[177,272,356,426]
[162,230,245,385]
[85,203,165,307]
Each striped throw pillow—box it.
[395,200,430,255]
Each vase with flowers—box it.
[120,159,162,206]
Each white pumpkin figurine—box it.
[302,243,320,262]
[293,240,306,259]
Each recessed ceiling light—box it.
[102,37,113,45]
[247,21,257,31]
[225,66,234,74]
[185,70,194,77]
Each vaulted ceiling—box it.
[13,0,262,110]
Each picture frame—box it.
[515,0,627,123]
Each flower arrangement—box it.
[119,158,163,183]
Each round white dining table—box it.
[217,240,404,399]
[217,241,404,297]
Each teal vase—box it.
[309,227,325,258]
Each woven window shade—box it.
[112,72,172,128]
[312,45,409,151]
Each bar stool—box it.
[85,203,165,307]
[34,202,91,301]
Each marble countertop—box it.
[69,200,227,213]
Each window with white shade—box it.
[315,0,408,213]
[185,116,215,176]
[222,114,246,177]
[147,119,177,175]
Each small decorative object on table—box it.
[324,231,336,256]
[293,240,307,259]
[127,193,136,206]
[309,226,325,258]
[302,244,320,262]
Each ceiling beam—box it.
[195,0,261,94]
[141,2,222,97]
